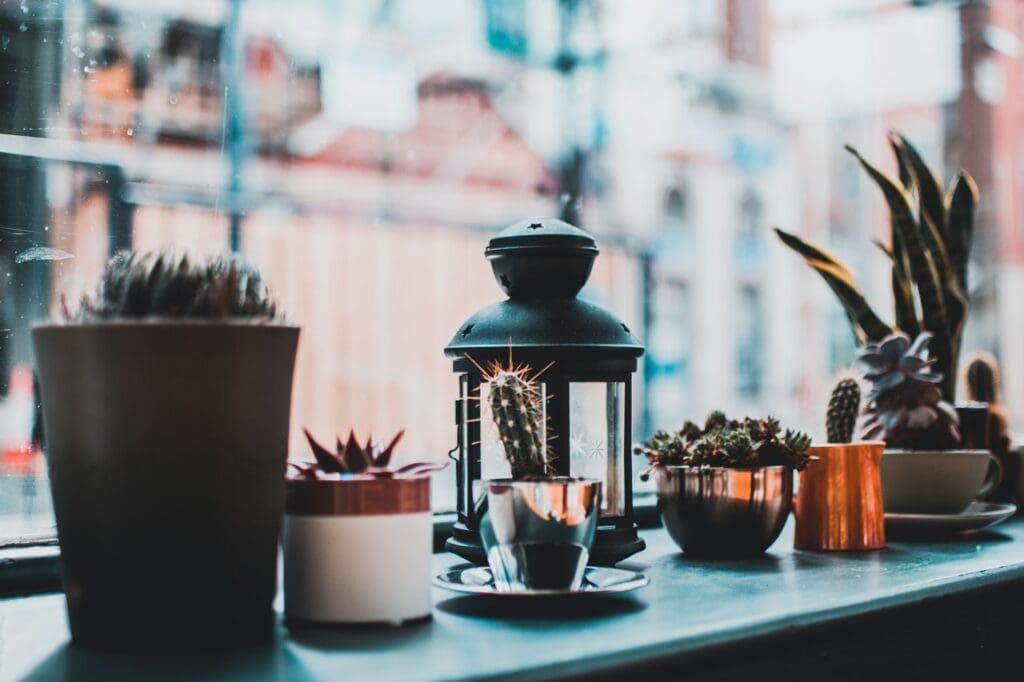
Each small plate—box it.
[885,501,1017,535]
[434,566,649,597]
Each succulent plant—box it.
[65,250,280,321]
[826,377,861,444]
[856,332,960,450]
[775,132,978,404]
[292,428,448,479]
[469,355,554,480]
[634,412,812,480]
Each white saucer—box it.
[434,566,649,597]
[885,501,1017,535]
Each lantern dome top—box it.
[446,218,643,361]
[486,217,598,253]
[485,217,598,299]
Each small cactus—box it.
[467,355,553,479]
[965,352,1000,404]
[488,365,550,479]
[826,377,861,443]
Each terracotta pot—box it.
[283,475,433,625]
[794,442,886,551]
[32,322,299,652]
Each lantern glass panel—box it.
[569,381,626,517]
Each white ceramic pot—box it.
[283,475,432,625]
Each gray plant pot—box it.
[32,322,299,652]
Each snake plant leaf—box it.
[772,227,844,267]
[895,133,947,244]
[946,171,978,294]
[844,146,947,320]
[846,144,955,399]
[873,239,920,336]
[775,229,893,342]
[888,134,914,190]
[891,135,968,344]
[775,228,892,343]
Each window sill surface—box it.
[3,518,1024,680]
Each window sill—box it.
[4,519,1024,679]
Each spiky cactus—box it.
[826,377,861,443]
[487,365,550,479]
[776,132,978,404]
[965,352,1001,404]
[65,250,280,321]
[964,352,1011,459]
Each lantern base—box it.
[445,521,646,567]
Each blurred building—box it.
[2,0,1023,529]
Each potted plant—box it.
[773,134,1008,514]
[32,251,299,652]
[856,332,1001,514]
[794,377,886,551]
[775,132,977,406]
[475,357,601,592]
[635,412,811,558]
[284,428,447,626]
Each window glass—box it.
[2,0,1022,541]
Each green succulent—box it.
[67,250,280,321]
[775,132,978,404]
[634,412,812,479]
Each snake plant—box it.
[775,132,978,403]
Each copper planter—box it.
[794,442,886,551]
[655,466,793,557]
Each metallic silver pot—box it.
[655,466,793,558]
[480,478,601,592]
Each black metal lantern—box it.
[445,218,646,566]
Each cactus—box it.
[775,132,978,404]
[857,332,960,449]
[487,364,550,479]
[826,377,861,444]
[634,412,811,479]
[293,428,448,479]
[66,250,280,321]
[965,352,1001,404]
[963,352,1011,458]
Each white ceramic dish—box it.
[434,566,648,597]
[884,501,1017,535]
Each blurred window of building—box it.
[736,285,764,398]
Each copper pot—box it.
[794,442,886,551]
